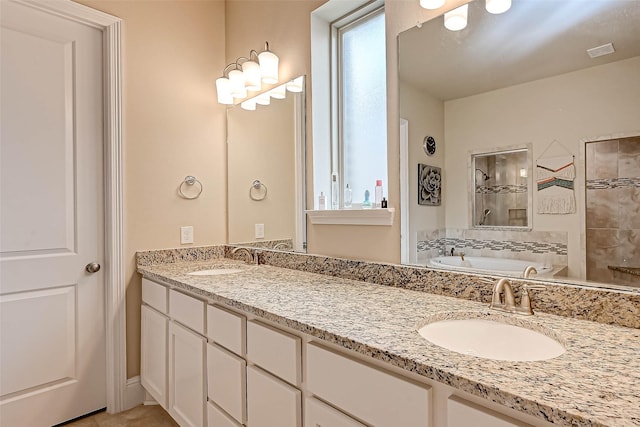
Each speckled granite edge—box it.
[136,246,226,266]
[135,245,640,329]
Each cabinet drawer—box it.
[142,278,168,314]
[448,395,533,427]
[207,401,242,427]
[247,366,301,427]
[306,343,431,427]
[246,320,301,385]
[169,289,205,335]
[207,305,245,356]
[207,343,246,424]
[305,397,366,427]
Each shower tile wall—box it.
[585,136,640,285]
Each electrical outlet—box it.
[180,226,194,244]
[255,223,265,239]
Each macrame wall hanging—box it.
[536,140,576,214]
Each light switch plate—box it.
[255,223,265,239]
[181,226,194,244]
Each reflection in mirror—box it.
[399,0,640,289]
[472,147,530,229]
[227,76,306,252]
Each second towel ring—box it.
[178,175,203,199]
[249,180,267,201]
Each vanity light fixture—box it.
[240,98,257,111]
[255,92,271,106]
[215,41,279,105]
[444,4,468,31]
[485,0,511,14]
[419,0,445,9]
[269,84,287,99]
[286,76,304,93]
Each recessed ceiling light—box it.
[587,43,615,59]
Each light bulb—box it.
[255,92,271,105]
[286,76,304,93]
[486,0,511,14]
[229,69,247,99]
[241,99,257,111]
[215,77,233,105]
[269,84,286,99]
[242,60,261,91]
[444,4,468,31]
[419,0,445,9]
[258,49,279,84]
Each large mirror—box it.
[399,0,640,288]
[227,77,306,252]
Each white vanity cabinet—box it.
[246,320,302,427]
[447,395,533,427]
[306,342,431,427]
[141,279,169,409]
[140,279,206,427]
[304,397,366,427]
[206,305,247,426]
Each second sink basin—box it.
[418,317,565,361]
[188,268,244,276]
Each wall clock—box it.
[423,136,436,156]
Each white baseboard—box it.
[124,376,145,410]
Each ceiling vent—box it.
[587,43,615,59]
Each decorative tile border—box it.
[476,184,527,194]
[417,237,567,255]
[586,177,640,190]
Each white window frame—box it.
[310,0,392,225]
[333,5,386,208]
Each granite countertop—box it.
[138,259,640,427]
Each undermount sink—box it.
[418,317,565,361]
[187,268,244,276]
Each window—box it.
[335,7,387,206]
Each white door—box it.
[0,1,106,425]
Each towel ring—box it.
[249,179,267,201]
[178,175,203,199]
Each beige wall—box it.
[74,0,228,378]
[399,80,445,263]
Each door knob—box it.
[85,262,101,273]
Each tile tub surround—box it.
[137,259,640,427]
[136,246,640,329]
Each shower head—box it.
[483,209,491,216]
[475,168,490,181]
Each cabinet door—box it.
[305,397,366,427]
[207,343,246,424]
[207,402,242,427]
[169,321,206,427]
[246,366,301,427]
[141,305,168,409]
[448,395,533,427]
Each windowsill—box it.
[306,208,395,226]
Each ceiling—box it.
[399,0,640,101]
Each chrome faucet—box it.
[489,278,545,315]
[460,251,465,261]
[231,247,258,265]
[522,266,537,278]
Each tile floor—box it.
[60,405,178,427]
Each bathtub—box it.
[427,256,552,277]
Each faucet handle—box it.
[519,284,545,315]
